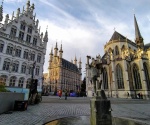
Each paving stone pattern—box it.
[0,96,150,125]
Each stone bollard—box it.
[90,90,112,125]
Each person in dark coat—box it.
[65,89,68,100]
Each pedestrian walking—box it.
[65,89,68,100]
[58,90,62,99]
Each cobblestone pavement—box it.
[0,96,150,125]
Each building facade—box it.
[0,0,48,89]
[86,15,150,99]
[47,43,82,93]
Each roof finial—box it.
[114,27,116,32]
[0,0,4,22]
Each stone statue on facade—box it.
[87,54,112,125]
[89,55,103,97]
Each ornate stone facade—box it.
[86,15,150,99]
[0,0,48,89]
[46,43,82,93]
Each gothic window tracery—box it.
[133,64,142,89]
[115,46,119,55]
[143,63,150,90]
[103,68,108,89]
[116,64,124,89]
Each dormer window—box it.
[10,27,17,37]
[28,26,32,34]
[26,35,31,43]
[20,23,26,31]
[33,37,37,46]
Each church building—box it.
[47,43,82,93]
[0,0,48,89]
[86,15,150,99]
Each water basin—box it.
[44,116,144,125]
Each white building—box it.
[0,0,48,89]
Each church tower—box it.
[134,15,144,48]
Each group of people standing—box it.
[58,89,68,100]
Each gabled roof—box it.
[109,31,126,41]
[62,58,79,73]
[144,43,150,50]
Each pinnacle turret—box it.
[43,30,48,42]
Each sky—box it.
[3,0,150,78]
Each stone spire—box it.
[49,47,53,62]
[78,57,82,70]
[43,30,48,42]
[59,44,63,58]
[0,0,3,22]
[54,42,58,57]
[74,55,77,65]
[11,11,14,21]
[134,14,144,48]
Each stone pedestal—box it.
[90,97,112,125]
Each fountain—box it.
[43,55,144,125]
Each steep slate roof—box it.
[109,31,126,41]
[144,43,150,50]
[62,58,79,72]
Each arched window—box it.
[18,77,24,88]
[133,64,142,89]
[0,75,7,85]
[30,51,35,61]
[103,68,108,89]
[127,63,134,90]
[143,63,150,90]
[6,43,14,55]
[26,78,31,88]
[116,64,124,89]
[115,46,119,55]
[37,53,41,63]
[23,49,29,59]
[21,62,27,74]
[9,76,16,86]
[3,59,11,71]
[10,26,17,38]
[15,46,22,57]
[35,66,40,76]
[12,61,19,72]
[0,40,4,53]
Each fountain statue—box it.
[87,55,112,125]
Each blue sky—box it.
[3,0,150,78]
